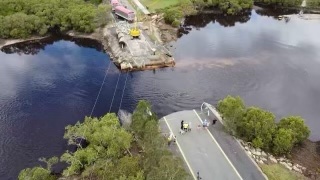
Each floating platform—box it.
[103,21,175,71]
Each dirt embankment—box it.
[0,28,105,50]
[291,140,320,179]
[0,36,50,49]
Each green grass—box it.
[260,164,306,180]
[140,0,185,12]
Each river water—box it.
[1,10,320,179]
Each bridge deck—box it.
[160,110,242,180]
[159,108,266,180]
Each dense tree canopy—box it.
[0,0,111,39]
[254,0,302,7]
[18,157,58,180]
[277,116,310,144]
[132,100,189,179]
[272,128,294,155]
[62,114,133,176]
[307,0,320,7]
[239,107,276,149]
[18,167,55,180]
[217,95,246,135]
[18,101,189,179]
[217,95,310,155]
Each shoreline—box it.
[0,36,50,49]
[0,21,177,71]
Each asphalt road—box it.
[162,110,243,180]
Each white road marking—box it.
[163,117,197,180]
[193,109,243,180]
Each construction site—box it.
[103,0,175,71]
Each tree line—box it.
[307,0,320,7]
[160,0,320,26]
[217,95,310,155]
[18,100,189,180]
[0,0,111,39]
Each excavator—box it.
[129,16,140,39]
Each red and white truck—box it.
[110,0,120,11]
[114,6,135,22]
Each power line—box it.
[77,61,111,151]
[89,61,112,117]
[108,71,122,113]
[118,72,129,111]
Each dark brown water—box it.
[0,10,320,179]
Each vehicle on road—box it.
[115,5,135,22]
[110,0,120,11]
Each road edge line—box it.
[163,117,197,180]
[193,109,243,180]
[233,137,269,180]
[205,103,268,180]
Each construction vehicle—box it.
[115,6,135,21]
[129,16,140,39]
[110,0,120,11]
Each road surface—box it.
[161,110,242,180]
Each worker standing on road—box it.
[181,120,184,130]
[212,119,217,125]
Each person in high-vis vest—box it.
[167,132,176,146]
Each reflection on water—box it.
[1,35,103,55]
[1,9,320,179]
[174,10,320,142]
[178,11,252,37]
[0,41,118,179]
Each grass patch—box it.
[127,0,146,20]
[140,0,186,12]
[260,164,306,180]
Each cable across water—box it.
[89,61,112,117]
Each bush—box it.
[172,19,181,27]
[239,107,276,150]
[217,95,245,135]
[163,8,181,24]
[272,128,294,155]
[277,116,310,144]
[218,95,311,155]
[18,167,55,180]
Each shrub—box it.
[277,116,310,144]
[218,95,311,155]
[18,167,55,180]
[217,95,245,135]
[272,128,294,155]
[163,9,178,24]
[172,19,181,27]
[239,107,276,150]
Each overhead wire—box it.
[108,71,122,113]
[89,61,112,117]
[74,61,112,177]
[118,72,129,112]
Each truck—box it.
[114,6,135,22]
[110,0,120,11]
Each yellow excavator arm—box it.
[129,16,140,38]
